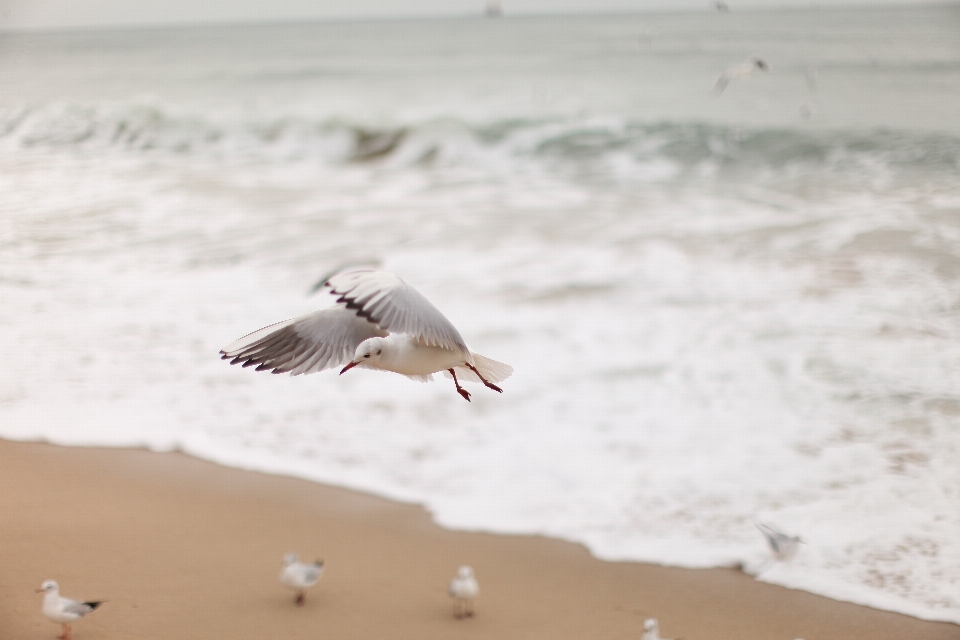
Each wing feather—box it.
[63,600,99,617]
[325,271,469,356]
[220,304,388,376]
[712,72,731,95]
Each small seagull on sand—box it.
[448,565,480,619]
[36,580,102,640]
[221,270,513,402]
[757,522,804,561]
[712,57,768,95]
[641,618,675,640]
[280,553,324,605]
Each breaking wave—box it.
[3,102,959,185]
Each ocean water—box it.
[2,6,960,623]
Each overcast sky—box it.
[0,0,947,32]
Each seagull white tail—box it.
[443,352,513,384]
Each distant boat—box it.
[485,1,503,17]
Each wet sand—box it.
[0,439,956,640]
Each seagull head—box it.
[283,553,299,566]
[457,566,474,579]
[36,580,59,594]
[341,338,386,375]
[644,618,659,632]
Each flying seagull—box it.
[279,553,324,605]
[712,57,768,95]
[221,270,512,401]
[756,522,804,560]
[36,581,102,640]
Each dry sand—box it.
[0,439,956,640]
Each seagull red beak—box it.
[340,361,359,375]
[35,588,44,593]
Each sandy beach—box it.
[0,439,954,640]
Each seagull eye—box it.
[376,349,382,355]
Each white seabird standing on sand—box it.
[712,57,768,95]
[36,580,102,640]
[756,522,804,560]
[448,565,480,618]
[280,553,324,605]
[221,270,513,402]
[641,617,675,640]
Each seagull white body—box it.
[712,56,768,95]
[358,335,466,377]
[221,270,512,401]
[448,565,480,618]
[280,553,324,605]
[36,581,101,640]
[641,618,674,640]
[757,523,804,560]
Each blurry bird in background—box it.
[757,522,804,561]
[448,565,480,619]
[641,617,676,640]
[36,580,102,640]
[800,66,821,120]
[712,57,768,95]
[280,553,325,605]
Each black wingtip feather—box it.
[337,295,381,325]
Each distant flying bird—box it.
[448,565,480,618]
[641,618,675,640]
[713,1,730,12]
[485,1,503,17]
[280,553,324,605]
[799,66,820,120]
[756,523,804,560]
[221,270,513,402]
[712,57,768,95]
[36,580,102,640]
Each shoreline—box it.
[0,439,956,640]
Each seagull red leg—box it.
[464,364,503,393]
[448,368,471,402]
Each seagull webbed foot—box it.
[448,368,472,401]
